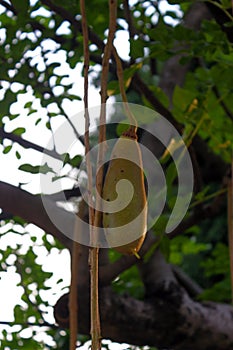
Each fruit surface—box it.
[102,132,147,256]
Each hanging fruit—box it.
[102,127,147,257]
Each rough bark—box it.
[54,248,233,350]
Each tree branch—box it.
[0,181,72,250]
[0,127,61,160]
[172,264,203,297]
[0,0,16,14]
[55,253,233,350]
[40,0,104,51]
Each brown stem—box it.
[69,242,79,350]
[228,161,233,303]
[89,247,101,350]
[112,47,137,132]
[89,2,118,349]
[80,0,101,348]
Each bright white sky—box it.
[0,1,182,348]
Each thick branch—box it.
[0,181,72,250]
[55,251,233,350]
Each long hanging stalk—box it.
[89,2,118,349]
[69,240,79,350]
[69,2,93,349]
[80,1,118,349]
[79,1,101,349]
[112,47,138,133]
[228,160,233,303]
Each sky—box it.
[0,1,182,348]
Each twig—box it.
[204,0,233,21]
[49,89,83,144]
[190,187,227,209]
[123,0,137,39]
[212,86,233,123]
[123,0,137,67]
[168,184,227,239]
[0,127,61,160]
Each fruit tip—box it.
[133,251,141,259]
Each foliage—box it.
[0,0,232,349]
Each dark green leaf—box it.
[12,127,26,136]
[130,38,145,59]
[3,144,12,154]
[70,155,82,167]
[19,163,55,174]
[24,101,33,109]
[16,150,21,159]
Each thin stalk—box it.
[89,2,118,349]
[228,159,233,303]
[69,242,79,350]
[190,187,227,209]
[79,0,111,349]
[185,112,207,148]
[69,0,93,347]
[112,47,138,134]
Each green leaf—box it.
[19,163,55,174]
[12,0,29,15]
[12,127,26,136]
[28,109,37,116]
[0,90,17,117]
[35,118,42,125]
[130,38,145,59]
[3,144,12,154]
[46,121,51,130]
[70,155,82,167]
[172,85,197,113]
[16,150,21,159]
[221,0,231,9]
[61,153,82,167]
[9,114,20,120]
[24,101,33,109]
